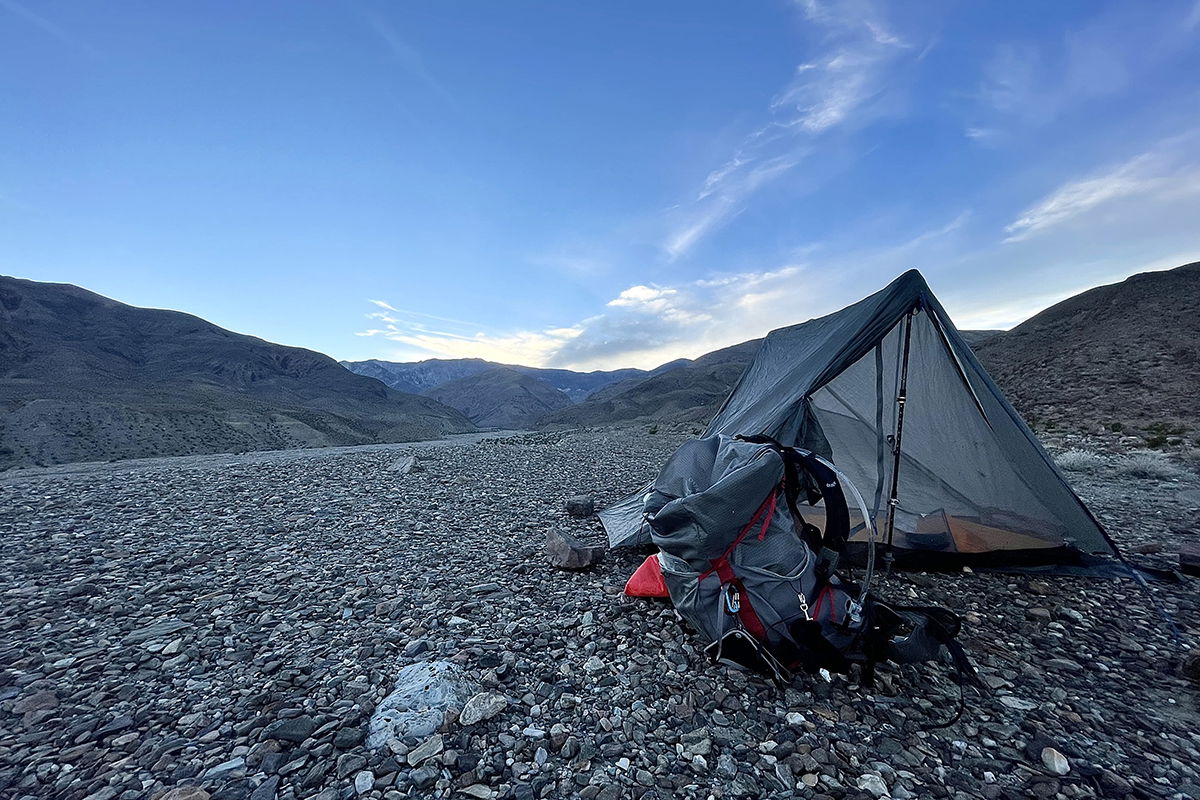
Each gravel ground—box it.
[1,429,1198,800]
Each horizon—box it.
[3,1,1200,370]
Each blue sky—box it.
[3,1,1199,370]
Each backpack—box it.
[643,434,983,699]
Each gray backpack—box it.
[645,435,980,694]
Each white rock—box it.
[460,692,507,726]
[391,456,419,473]
[857,773,890,798]
[1041,747,1070,776]
[785,712,805,725]
[999,695,1037,711]
[354,770,374,794]
[367,661,470,749]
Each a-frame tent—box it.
[600,269,1122,570]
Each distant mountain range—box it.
[343,357,645,402]
[0,277,474,468]
[537,339,764,428]
[341,358,648,428]
[5,262,1192,468]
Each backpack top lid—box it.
[644,436,784,567]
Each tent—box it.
[600,269,1123,570]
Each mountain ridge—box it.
[0,277,475,468]
[973,261,1200,434]
[342,357,646,402]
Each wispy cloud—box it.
[0,0,98,56]
[662,0,913,260]
[357,265,822,370]
[355,211,978,370]
[355,303,583,366]
[365,13,457,107]
[1004,138,1200,241]
[965,2,1197,139]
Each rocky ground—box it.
[1,428,1198,800]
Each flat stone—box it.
[1180,543,1200,576]
[203,757,246,781]
[123,619,191,645]
[392,456,420,474]
[460,692,507,726]
[263,716,317,743]
[11,690,58,714]
[564,495,595,517]
[407,734,445,766]
[155,789,210,800]
[333,726,366,749]
[857,773,890,798]
[999,696,1037,711]
[248,775,279,800]
[545,529,605,570]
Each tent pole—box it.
[883,310,914,569]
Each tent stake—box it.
[883,310,915,570]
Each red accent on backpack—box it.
[624,555,670,598]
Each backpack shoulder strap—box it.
[791,451,850,578]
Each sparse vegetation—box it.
[1114,450,1187,481]
[1142,420,1188,448]
[1055,449,1107,474]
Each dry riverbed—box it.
[1,429,1198,800]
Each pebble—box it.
[353,770,374,794]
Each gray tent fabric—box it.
[599,269,1120,567]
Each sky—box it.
[2,0,1199,371]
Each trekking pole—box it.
[882,310,914,575]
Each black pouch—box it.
[704,629,792,685]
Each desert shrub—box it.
[1115,451,1187,481]
[1144,421,1188,448]
[1108,422,1124,433]
[1055,449,1107,474]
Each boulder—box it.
[546,530,605,570]
[367,661,471,749]
[564,495,595,517]
[391,456,420,474]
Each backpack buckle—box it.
[723,586,741,614]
